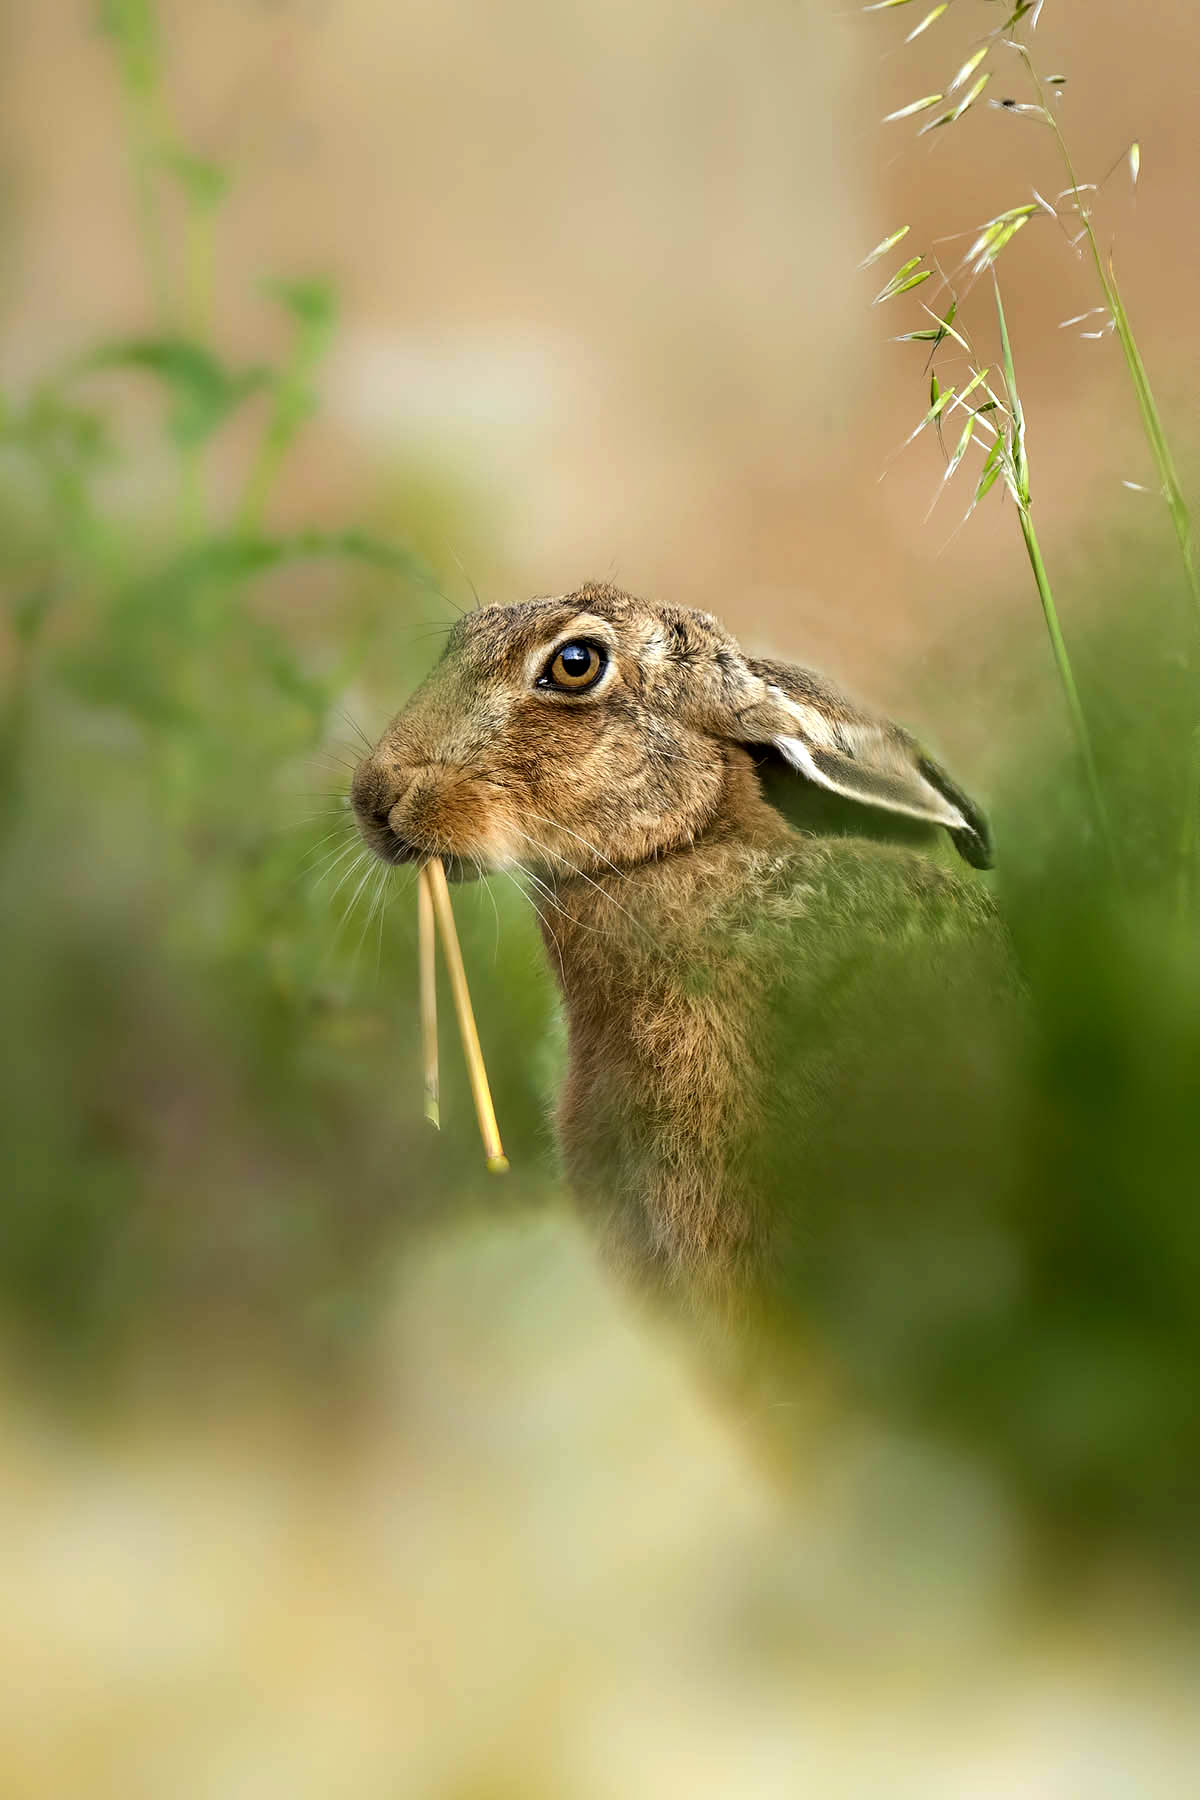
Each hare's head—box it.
[351,582,991,878]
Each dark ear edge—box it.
[917,753,994,870]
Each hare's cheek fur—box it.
[487,710,729,874]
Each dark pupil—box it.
[559,644,592,679]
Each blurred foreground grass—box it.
[2,1210,1199,1800]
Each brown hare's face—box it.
[350,585,739,879]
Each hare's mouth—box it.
[360,826,482,884]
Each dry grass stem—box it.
[424,856,509,1174]
[417,863,440,1130]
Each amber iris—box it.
[541,641,606,692]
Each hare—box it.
[351,582,1015,1310]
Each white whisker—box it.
[474,854,503,962]
[314,837,368,895]
[350,864,390,977]
[327,847,373,907]
[521,807,630,880]
[505,867,565,982]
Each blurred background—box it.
[3,2,1200,1793]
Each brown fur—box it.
[352,583,1009,1304]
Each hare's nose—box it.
[350,754,408,831]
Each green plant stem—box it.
[183,207,215,342]
[993,280,1116,866]
[1178,729,1200,920]
[1092,260,1200,905]
[176,205,217,536]
[238,338,321,534]
[177,447,204,536]
[1016,501,1116,863]
[131,129,172,325]
[237,432,288,536]
[1019,42,1199,895]
[1101,272,1200,611]
[110,27,174,330]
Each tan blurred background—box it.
[5,0,1198,709]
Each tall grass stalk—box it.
[173,155,229,534]
[237,282,337,534]
[992,283,1114,862]
[1010,36,1200,907]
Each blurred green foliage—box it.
[0,346,561,1379]
[0,5,561,1385]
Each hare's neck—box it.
[536,750,786,1289]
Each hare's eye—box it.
[539,640,607,693]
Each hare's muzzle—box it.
[350,751,502,877]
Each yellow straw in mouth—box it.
[422,856,509,1174]
[417,863,440,1130]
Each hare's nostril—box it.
[351,787,395,830]
[351,755,411,832]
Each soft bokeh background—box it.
[3,2,1200,1793]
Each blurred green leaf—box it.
[14,386,112,464]
[159,149,231,211]
[74,337,271,447]
[265,278,338,335]
[10,585,53,648]
[238,280,342,528]
[56,529,434,733]
[125,528,435,599]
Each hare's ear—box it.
[738,658,994,870]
